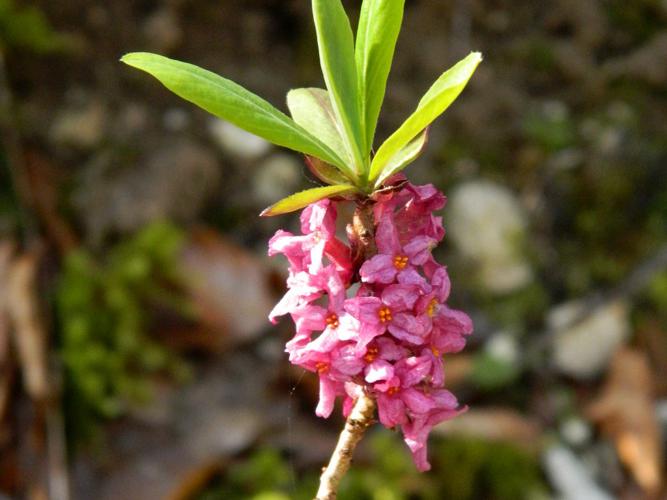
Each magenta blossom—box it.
[344,283,427,349]
[268,180,473,471]
[402,398,466,471]
[373,353,441,428]
[359,212,436,285]
[269,199,352,281]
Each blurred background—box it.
[1,0,666,499]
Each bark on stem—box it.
[314,392,377,500]
[314,201,378,500]
[349,201,377,270]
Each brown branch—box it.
[314,392,377,500]
[0,52,38,243]
[349,201,377,271]
[313,201,379,499]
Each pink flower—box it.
[374,177,447,244]
[292,339,365,417]
[344,283,425,350]
[361,337,408,385]
[430,306,473,354]
[267,180,473,472]
[286,267,356,361]
[269,199,352,280]
[300,199,337,238]
[402,397,465,471]
[268,270,324,323]
[414,263,472,355]
[300,199,353,280]
[359,213,435,284]
[373,353,437,428]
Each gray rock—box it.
[74,354,278,500]
[657,399,667,425]
[50,95,106,149]
[543,445,614,500]
[484,331,519,365]
[208,119,271,160]
[602,32,667,86]
[548,300,630,379]
[163,108,191,132]
[252,154,302,205]
[189,407,263,459]
[560,417,592,447]
[116,103,149,136]
[656,399,667,442]
[142,7,182,53]
[74,139,220,243]
[447,180,533,294]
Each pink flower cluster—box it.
[268,180,473,471]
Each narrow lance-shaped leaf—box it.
[374,128,429,188]
[312,0,366,175]
[370,52,482,181]
[304,156,350,186]
[287,88,352,169]
[356,0,405,156]
[260,184,358,217]
[120,52,351,177]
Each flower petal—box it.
[375,213,401,255]
[359,254,397,284]
[381,284,420,311]
[365,359,394,383]
[315,377,339,418]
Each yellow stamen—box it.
[431,346,441,357]
[427,298,439,318]
[392,254,409,270]
[325,313,339,329]
[387,386,400,396]
[363,346,379,363]
[378,306,393,323]
[315,362,329,374]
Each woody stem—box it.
[350,201,377,271]
[314,392,377,500]
[314,201,378,500]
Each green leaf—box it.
[260,184,358,217]
[304,156,350,185]
[370,52,482,181]
[120,52,350,175]
[356,0,405,156]
[374,128,429,188]
[287,88,351,167]
[312,0,366,175]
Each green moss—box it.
[647,273,667,315]
[470,352,521,391]
[606,0,665,43]
[522,107,575,153]
[434,438,544,500]
[196,433,545,500]
[58,222,191,443]
[0,0,67,53]
[521,37,558,73]
[477,283,549,331]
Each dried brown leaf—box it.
[6,249,49,401]
[586,348,664,498]
[180,228,278,348]
[0,241,16,444]
[434,407,543,452]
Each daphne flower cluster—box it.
[268,179,473,471]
